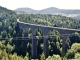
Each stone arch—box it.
[35,28,42,35]
[47,29,61,55]
[65,32,80,52]
[20,25,37,59]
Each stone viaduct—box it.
[17,19,80,59]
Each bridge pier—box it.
[31,28,37,59]
[42,29,49,58]
[61,34,69,54]
[44,36,49,58]
[24,28,28,43]
[31,36,37,59]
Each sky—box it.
[0,0,80,10]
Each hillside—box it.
[15,7,80,19]
[19,14,80,29]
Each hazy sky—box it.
[0,0,80,10]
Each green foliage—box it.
[75,53,80,59]
[69,32,80,44]
[0,50,24,60]
[40,53,45,60]
[66,43,80,59]
[66,49,75,59]
[0,40,14,53]
[48,30,62,55]
[46,54,61,60]
[24,53,29,60]
[19,14,80,29]
[71,43,80,53]
[66,32,80,51]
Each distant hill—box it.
[15,7,37,13]
[15,7,80,19]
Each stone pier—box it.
[61,34,69,54]
[44,36,49,58]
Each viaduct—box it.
[17,19,80,59]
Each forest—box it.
[19,14,80,29]
[0,6,80,60]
